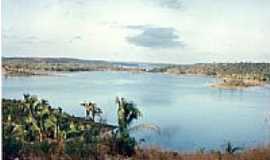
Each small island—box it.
[210,77,265,89]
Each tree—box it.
[114,97,159,156]
[23,94,43,142]
[23,94,39,116]
[81,101,102,122]
[115,97,141,134]
[114,97,141,155]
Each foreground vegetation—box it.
[3,95,270,160]
[133,147,270,160]
[3,95,154,159]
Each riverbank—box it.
[2,65,146,77]
[1,57,148,77]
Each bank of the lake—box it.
[3,58,270,89]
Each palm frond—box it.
[128,123,160,134]
[232,147,242,153]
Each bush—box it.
[39,140,51,154]
[3,136,23,159]
[64,140,92,158]
[116,134,136,156]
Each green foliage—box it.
[3,136,23,159]
[116,97,142,132]
[2,95,147,158]
[115,97,142,156]
[64,140,93,158]
[84,127,99,144]
[38,140,51,154]
[116,133,137,156]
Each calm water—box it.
[2,71,270,151]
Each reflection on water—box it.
[2,71,270,151]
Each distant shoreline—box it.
[2,57,270,89]
[2,69,268,90]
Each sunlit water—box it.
[2,71,270,151]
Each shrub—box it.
[3,136,23,159]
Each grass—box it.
[132,146,270,160]
[16,146,270,160]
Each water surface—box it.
[2,71,270,151]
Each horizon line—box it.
[2,56,270,65]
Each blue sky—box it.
[2,0,270,63]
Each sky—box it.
[2,0,270,64]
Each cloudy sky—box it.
[2,0,270,63]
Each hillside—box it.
[2,57,151,76]
[150,63,270,88]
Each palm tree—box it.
[55,107,63,140]
[23,94,44,142]
[23,94,39,115]
[22,95,57,142]
[114,97,159,155]
[91,103,102,122]
[24,114,42,142]
[115,97,141,134]
[81,101,102,122]
[115,97,141,155]
[35,99,51,139]
[81,102,92,120]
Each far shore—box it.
[2,58,270,90]
[2,68,268,90]
[1,67,146,77]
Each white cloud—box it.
[2,0,270,63]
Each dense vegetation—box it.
[2,95,270,160]
[2,95,149,159]
[3,95,270,160]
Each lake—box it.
[2,71,270,151]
